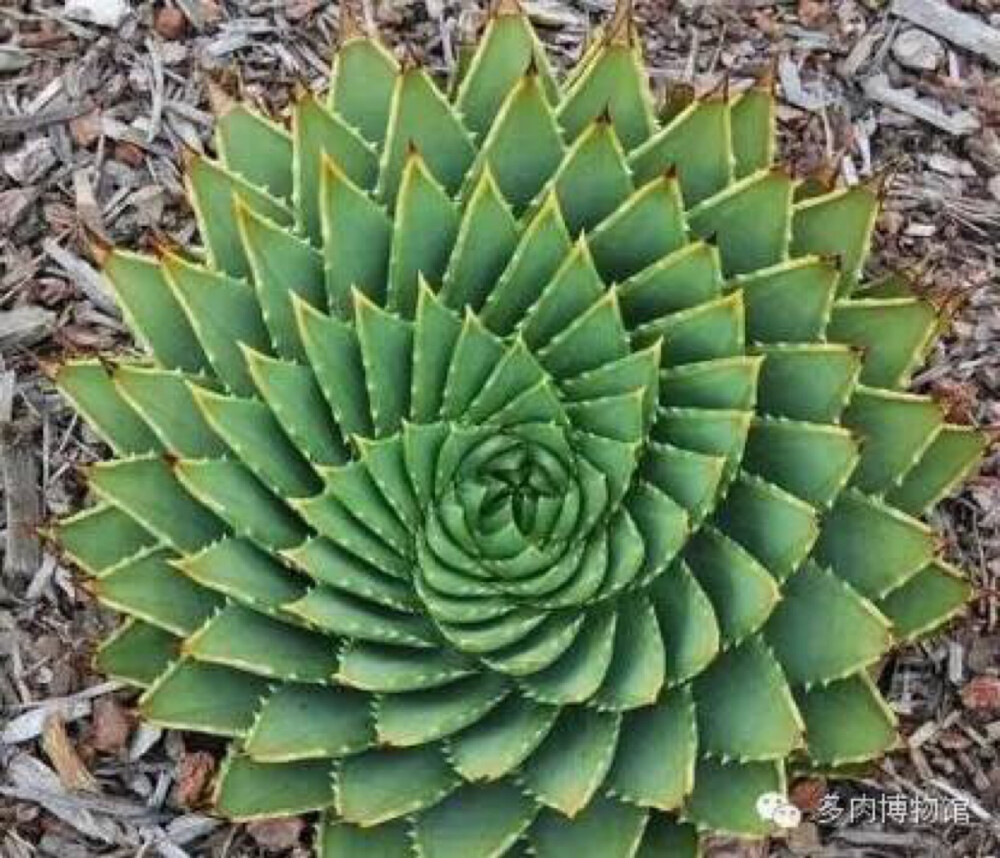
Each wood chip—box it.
[42,713,99,793]
[893,0,1000,67]
[863,73,981,135]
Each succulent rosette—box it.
[53,2,986,855]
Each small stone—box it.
[961,676,1000,711]
[892,28,945,72]
[88,697,134,754]
[797,0,830,28]
[4,137,57,185]
[174,751,216,808]
[114,140,145,167]
[247,817,305,853]
[63,0,129,28]
[789,778,827,813]
[154,6,187,39]
[69,109,102,148]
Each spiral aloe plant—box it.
[52,1,986,854]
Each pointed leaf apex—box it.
[339,3,367,41]
[607,0,636,46]
[492,0,524,16]
[85,227,114,268]
[206,77,237,119]
[757,57,779,93]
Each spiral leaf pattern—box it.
[53,2,987,855]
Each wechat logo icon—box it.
[756,792,803,830]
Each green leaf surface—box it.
[319,158,392,315]
[413,781,538,858]
[843,387,944,495]
[101,250,209,373]
[792,185,879,296]
[631,97,733,205]
[795,672,898,766]
[522,705,620,815]
[186,156,293,279]
[215,756,334,819]
[376,673,510,746]
[185,603,338,682]
[88,455,225,553]
[685,758,784,837]
[530,795,648,858]
[754,344,861,423]
[237,201,325,361]
[245,684,373,761]
[688,169,792,276]
[294,93,378,242]
[684,527,780,646]
[878,561,972,641]
[607,687,696,811]
[162,254,271,397]
[388,154,460,318]
[743,418,859,508]
[140,659,269,736]
[449,694,558,783]
[95,548,222,635]
[827,297,938,388]
[113,366,225,458]
[96,619,179,687]
[336,745,458,826]
[887,426,987,516]
[216,105,293,199]
[54,361,160,455]
[694,636,804,761]
[378,66,476,205]
[175,458,306,551]
[813,489,936,599]
[328,33,399,146]
[765,562,892,686]
[713,472,818,582]
[55,503,156,576]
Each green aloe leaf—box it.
[795,672,898,766]
[521,705,620,815]
[888,426,987,516]
[112,366,226,458]
[215,105,293,199]
[214,755,335,819]
[827,297,939,388]
[684,758,785,836]
[140,659,270,736]
[319,818,412,858]
[631,97,733,205]
[765,562,892,686]
[694,636,804,760]
[54,361,160,456]
[606,687,696,811]
[100,250,209,373]
[96,619,179,687]
[54,503,156,576]
[87,455,225,552]
[813,489,936,599]
[336,745,459,826]
[791,184,879,296]
[94,548,223,635]
[185,604,338,682]
[413,781,538,858]
[878,561,972,641]
[529,796,648,858]
[328,27,399,147]
[245,684,373,761]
